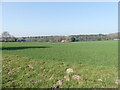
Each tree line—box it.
[0,31,119,42]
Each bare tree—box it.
[1,31,17,42]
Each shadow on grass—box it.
[1,46,50,50]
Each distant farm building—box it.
[114,38,120,40]
[17,38,26,42]
[61,40,68,43]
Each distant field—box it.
[1,40,118,88]
[2,41,118,67]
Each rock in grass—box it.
[52,84,59,89]
[52,80,64,88]
[8,71,12,75]
[72,75,83,80]
[66,68,73,74]
[0,70,2,73]
[28,64,33,69]
[56,80,64,86]
[64,75,70,81]
[98,79,103,81]
[115,79,120,85]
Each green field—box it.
[1,41,118,88]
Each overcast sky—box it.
[2,2,118,37]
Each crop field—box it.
[1,41,118,88]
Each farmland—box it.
[1,40,118,88]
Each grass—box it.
[2,41,118,67]
[2,54,118,88]
[1,40,118,88]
